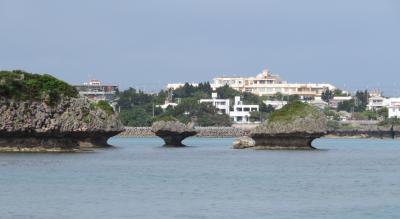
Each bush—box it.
[0,70,78,104]
[268,101,317,123]
[154,115,178,122]
[93,100,114,115]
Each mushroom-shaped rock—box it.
[151,121,197,147]
[249,101,327,150]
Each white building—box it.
[388,98,400,118]
[156,101,178,110]
[229,96,259,123]
[365,95,400,118]
[263,100,288,110]
[199,93,230,114]
[166,83,199,90]
[210,69,336,97]
[74,80,118,103]
[329,96,353,109]
[367,96,389,111]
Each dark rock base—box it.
[154,130,197,147]
[0,131,122,152]
[250,133,324,150]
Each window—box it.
[251,108,257,111]
[236,108,242,112]
[237,116,243,121]
[244,108,250,112]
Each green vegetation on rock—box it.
[252,101,327,134]
[90,100,114,115]
[268,101,321,123]
[0,70,78,104]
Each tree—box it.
[259,103,275,113]
[119,106,153,127]
[242,92,260,104]
[334,89,349,97]
[215,84,241,99]
[285,94,300,103]
[377,107,388,120]
[354,90,369,112]
[321,89,334,103]
[337,99,355,112]
[117,87,154,109]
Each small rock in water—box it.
[232,136,255,149]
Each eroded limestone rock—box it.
[232,136,255,149]
[0,97,124,151]
[151,121,197,147]
[247,102,327,150]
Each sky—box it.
[1,0,399,95]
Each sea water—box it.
[0,137,399,219]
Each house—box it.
[229,96,259,123]
[156,101,178,110]
[367,96,389,111]
[199,93,230,114]
[329,96,353,109]
[263,100,288,110]
[388,98,400,118]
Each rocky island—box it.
[151,120,197,147]
[234,101,327,150]
[0,70,124,152]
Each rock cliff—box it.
[0,97,124,151]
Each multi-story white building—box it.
[74,80,118,103]
[365,95,400,118]
[229,96,259,123]
[367,96,389,111]
[388,98,400,118]
[210,69,336,97]
[199,93,230,114]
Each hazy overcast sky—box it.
[1,0,399,95]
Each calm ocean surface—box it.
[0,137,399,219]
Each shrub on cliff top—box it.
[268,101,319,123]
[90,100,114,115]
[0,70,78,104]
[252,101,327,134]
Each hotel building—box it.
[210,69,336,97]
